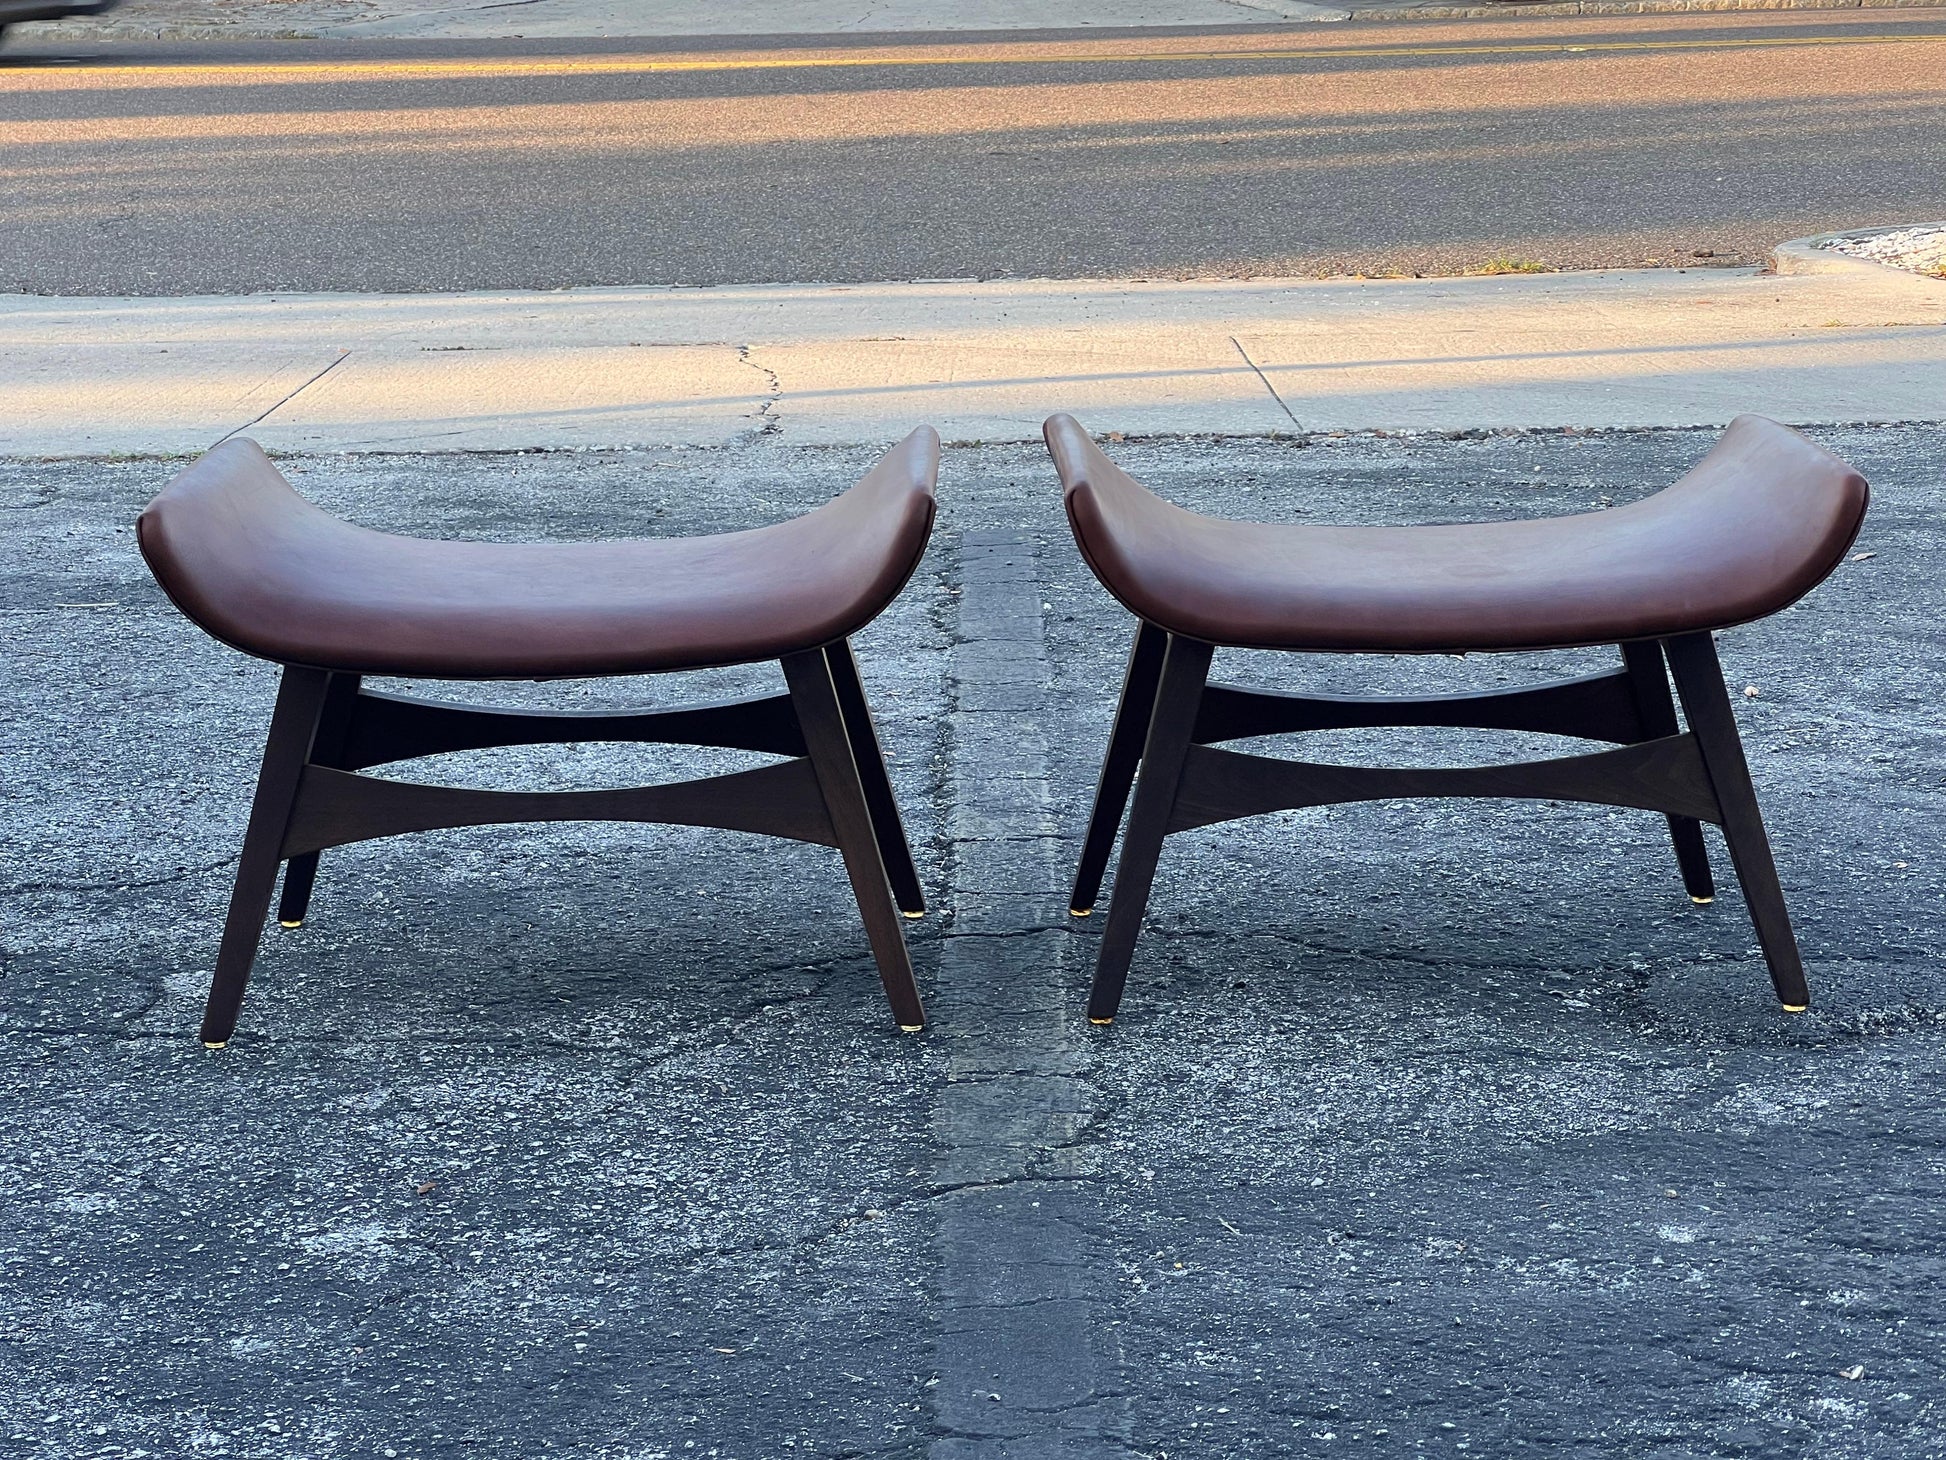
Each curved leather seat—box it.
[1047,413,1867,653]
[139,429,939,679]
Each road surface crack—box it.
[4,854,238,898]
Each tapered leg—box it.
[1620,641,1715,902]
[276,672,362,928]
[1087,636,1214,1024]
[201,667,333,1047]
[1071,620,1169,916]
[1663,633,1810,1010]
[783,649,926,1030]
[823,640,925,917]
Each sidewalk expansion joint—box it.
[211,349,351,449]
[1231,334,1301,430]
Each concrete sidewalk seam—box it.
[1230,333,1302,429]
[209,349,351,449]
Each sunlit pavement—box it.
[2,257,1942,455]
[4,13,1945,293]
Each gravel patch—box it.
[1823,223,1946,279]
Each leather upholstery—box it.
[1047,413,1868,653]
[138,429,939,679]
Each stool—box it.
[138,429,940,1044]
[1046,413,1869,1021]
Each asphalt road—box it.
[2,10,1944,294]
[6,424,1944,1454]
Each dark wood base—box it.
[1075,626,1810,1022]
[201,641,926,1046]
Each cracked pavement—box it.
[4,423,1945,1456]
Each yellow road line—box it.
[22,30,1946,82]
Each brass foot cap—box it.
[903,910,925,920]
[1781,1002,1809,1013]
[899,1024,925,1033]
[1069,907,1093,918]
[202,1040,228,1051]
[278,919,304,928]
[1088,1016,1115,1026]
[1689,896,1714,906]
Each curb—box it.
[1343,0,1943,22]
[16,0,1946,39]
[1772,226,1946,285]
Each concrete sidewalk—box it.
[4,256,1941,456]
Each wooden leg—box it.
[201,667,333,1047]
[1620,641,1715,902]
[783,649,926,1030]
[1664,633,1811,1010]
[1087,636,1214,1025]
[275,672,362,928]
[1071,620,1168,916]
[823,640,925,917]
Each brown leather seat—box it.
[1046,413,1868,653]
[138,429,939,679]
